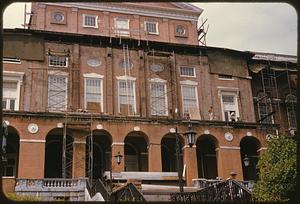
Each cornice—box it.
[41,2,200,22]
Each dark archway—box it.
[44,128,73,178]
[240,137,261,181]
[196,135,218,179]
[161,134,184,172]
[2,126,20,177]
[124,132,148,172]
[85,130,112,179]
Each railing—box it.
[193,178,255,191]
[42,179,78,188]
[86,179,110,201]
[171,179,252,202]
[110,183,146,202]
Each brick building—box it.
[1,2,297,197]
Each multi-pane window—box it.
[150,83,167,116]
[221,94,239,122]
[115,18,130,36]
[181,85,198,115]
[145,21,158,34]
[49,55,68,67]
[118,80,136,114]
[2,81,18,111]
[257,93,273,124]
[83,14,98,28]
[180,67,195,77]
[286,94,297,129]
[85,78,102,111]
[48,75,68,111]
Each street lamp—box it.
[243,155,250,167]
[173,121,197,193]
[110,152,123,192]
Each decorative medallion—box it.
[175,25,186,36]
[28,123,39,134]
[246,131,252,136]
[87,59,102,67]
[150,63,164,72]
[96,124,103,130]
[204,129,210,135]
[169,128,176,133]
[224,132,233,142]
[52,12,64,23]
[57,123,64,128]
[133,126,140,131]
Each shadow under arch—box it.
[44,128,73,178]
[240,136,261,181]
[196,134,219,179]
[124,131,149,172]
[85,129,112,180]
[161,133,184,172]
[3,126,20,177]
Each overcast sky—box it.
[2,2,297,55]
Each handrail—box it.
[86,179,110,201]
[110,183,146,202]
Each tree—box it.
[252,134,297,201]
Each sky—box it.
[2,2,297,55]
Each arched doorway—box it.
[240,137,261,181]
[85,130,112,180]
[161,134,184,172]
[2,126,19,177]
[44,128,73,178]
[196,135,218,179]
[124,132,148,172]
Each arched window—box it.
[257,92,273,124]
[285,94,297,129]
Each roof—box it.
[251,51,297,63]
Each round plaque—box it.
[87,59,102,67]
[150,63,164,72]
[28,123,39,134]
[224,132,233,142]
[52,12,64,23]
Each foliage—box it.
[252,134,297,201]
[5,193,42,201]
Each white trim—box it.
[148,78,167,83]
[3,57,21,64]
[111,142,125,146]
[257,147,267,152]
[83,73,104,79]
[114,17,130,36]
[48,55,68,68]
[180,80,198,86]
[82,14,98,28]
[182,145,196,149]
[73,141,86,144]
[20,139,46,143]
[41,3,200,22]
[217,86,239,94]
[144,21,159,35]
[48,70,69,76]
[180,66,196,78]
[116,75,136,81]
[220,92,240,121]
[181,84,199,114]
[84,77,104,112]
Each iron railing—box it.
[171,179,252,202]
[86,179,110,201]
[110,183,146,202]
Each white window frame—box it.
[48,55,68,68]
[144,21,159,35]
[218,88,240,122]
[82,14,98,28]
[218,74,234,80]
[117,76,136,115]
[180,80,199,115]
[3,57,21,64]
[48,75,68,111]
[83,73,104,112]
[114,18,130,36]
[149,78,168,116]
[180,66,196,78]
[2,71,24,111]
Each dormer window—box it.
[83,14,98,28]
[49,55,68,67]
[145,21,159,35]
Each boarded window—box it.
[48,75,67,111]
[150,83,167,116]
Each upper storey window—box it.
[83,14,98,28]
[221,93,239,122]
[180,66,195,77]
[51,11,66,24]
[175,25,187,37]
[181,85,198,115]
[114,18,130,36]
[145,21,159,35]
[49,55,68,68]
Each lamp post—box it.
[110,152,123,192]
[174,122,196,193]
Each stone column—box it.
[72,134,86,178]
[216,146,243,180]
[182,145,198,186]
[147,143,162,172]
[18,139,45,179]
[111,143,125,172]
